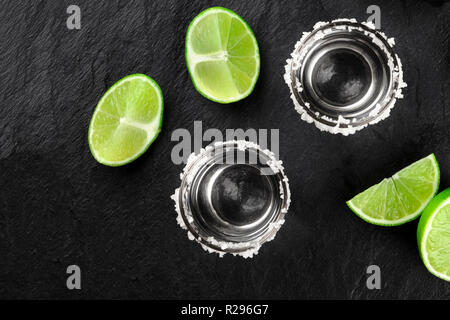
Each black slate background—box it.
[0,0,449,299]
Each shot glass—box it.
[284,19,407,135]
[172,140,291,258]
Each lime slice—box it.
[185,7,260,103]
[347,154,440,226]
[417,188,450,282]
[88,74,163,166]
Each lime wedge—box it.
[88,74,163,166]
[185,7,260,103]
[417,188,450,282]
[347,154,440,226]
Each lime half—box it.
[347,154,440,226]
[88,74,163,166]
[185,7,260,103]
[417,188,450,282]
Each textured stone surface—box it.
[0,0,449,299]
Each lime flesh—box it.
[347,154,440,226]
[88,74,163,166]
[185,7,260,103]
[417,188,450,282]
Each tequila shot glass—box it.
[284,19,407,135]
[172,140,291,258]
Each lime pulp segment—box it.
[417,188,450,282]
[88,74,163,166]
[185,7,260,103]
[347,154,440,226]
